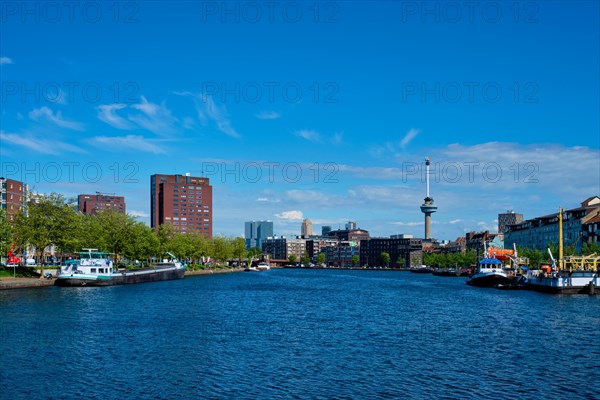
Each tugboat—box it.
[466,257,511,287]
[55,249,186,287]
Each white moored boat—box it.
[257,262,271,271]
[56,249,186,287]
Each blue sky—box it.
[1,1,599,240]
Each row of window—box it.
[173,185,204,190]
[90,268,111,274]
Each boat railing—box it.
[561,254,600,273]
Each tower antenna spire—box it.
[420,156,438,240]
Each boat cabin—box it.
[59,250,114,277]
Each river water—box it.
[1,269,599,399]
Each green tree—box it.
[190,233,212,264]
[288,254,297,264]
[248,247,262,259]
[94,210,139,263]
[410,254,420,268]
[212,236,232,263]
[317,252,326,265]
[125,222,159,262]
[379,252,391,267]
[0,209,12,257]
[232,237,247,267]
[12,193,78,277]
[351,254,359,267]
[582,242,600,255]
[157,224,176,253]
[301,252,311,266]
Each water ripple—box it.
[1,270,599,399]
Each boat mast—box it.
[558,208,563,270]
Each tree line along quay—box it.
[0,193,251,279]
[3,193,600,279]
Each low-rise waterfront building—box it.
[262,237,307,261]
[465,231,499,256]
[78,193,126,215]
[323,241,360,268]
[360,237,423,268]
[504,196,600,251]
[0,177,27,221]
[327,228,370,243]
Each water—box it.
[1,269,599,399]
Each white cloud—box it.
[0,130,84,155]
[449,219,461,224]
[295,129,321,142]
[129,96,178,135]
[400,128,419,149]
[391,221,424,226]
[128,210,149,218]
[28,106,85,131]
[92,135,166,154]
[255,111,281,120]
[97,104,135,130]
[275,210,304,220]
[0,57,13,65]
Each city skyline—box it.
[1,2,598,240]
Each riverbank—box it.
[0,267,244,290]
[185,267,244,276]
[0,277,55,290]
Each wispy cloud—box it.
[255,111,281,120]
[449,219,461,224]
[173,91,241,138]
[275,210,304,220]
[0,57,13,65]
[28,106,85,131]
[129,96,178,135]
[391,221,424,226]
[197,95,240,138]
[0,130,84,155]
[400,128,419,149]
[371,128,420,157]
[97,104,135,130]
[91,135,166,154]
[331,131,344,145]
[256,197,281,203]
[295,129,321,142]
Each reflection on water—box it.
[1,269,599,399]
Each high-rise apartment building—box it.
[301,218,313,238]
[498,210,524,233]
[150,174,212,237]
[245,220,274,249]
